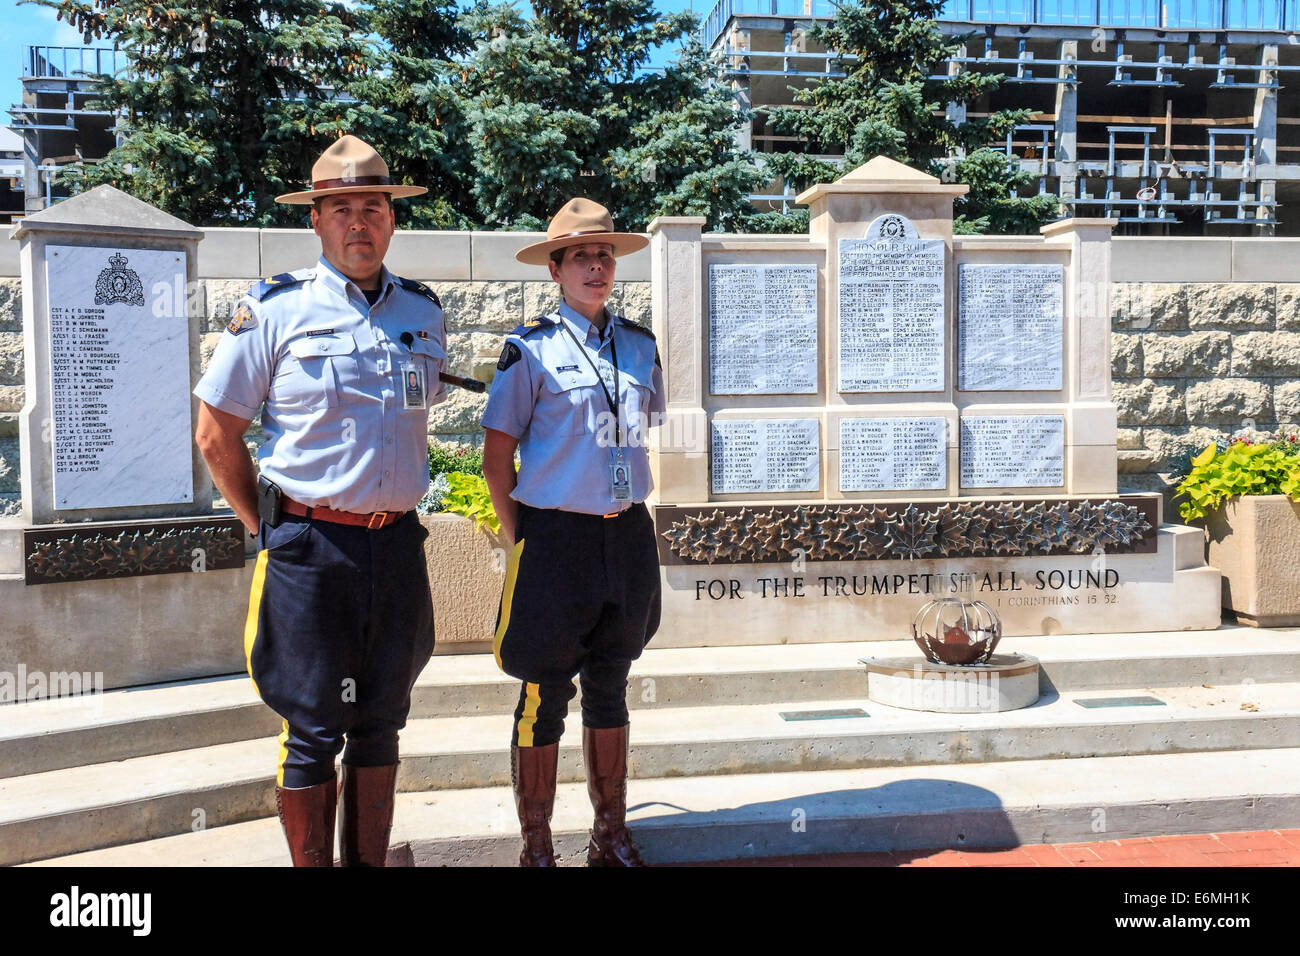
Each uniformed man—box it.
[194,135,446,867]
[482,198,665,866]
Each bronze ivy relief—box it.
[24,519,246,585]
[656,498,1157,566]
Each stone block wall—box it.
[1112,282,1300,504]
[1,277,22,515]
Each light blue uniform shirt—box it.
[195,256,447,514]
[482,300,665,515]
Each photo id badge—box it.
[401,362,426,409]
[610,452,631,502]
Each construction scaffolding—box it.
[707,0,1300,233]
[6,46,123,218]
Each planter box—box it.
[420,513,506,651]
[1204,495,1300,627]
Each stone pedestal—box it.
[863,654,1040,713]
[11,185,208,524]
[420,512,506,650]
[654,523,1220,646]
[1205,495,1300,627]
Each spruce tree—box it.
[606,39,763,231]
[429,0,760,231]
[763,0,1060,233]
[30,0,427,225]
[348,0,474,228]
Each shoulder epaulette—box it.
[398,276,441,308]
[511,315,556,338]
[249,269,314,301]
[616,317,655,339]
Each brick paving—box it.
[699,829,1300,866]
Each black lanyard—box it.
[558,315,622,447]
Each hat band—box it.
[311,175,394,191]
[553,228,615,240]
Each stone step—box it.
[5,625,1298,779]
[3,679,1297,865]
[27,748,1300,867]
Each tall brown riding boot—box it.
[338,763,400,867]
[275,776,337,867]
[584,724,646,867]
[512,742,559,866]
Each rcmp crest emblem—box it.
[94,252,146,307]
[879,215,906,240]
[227,303,257,336]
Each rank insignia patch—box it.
[497,342,522,371]
[227,303,257,336]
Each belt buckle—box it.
[367,511,389,530]
[603,511,619,519]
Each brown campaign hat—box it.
[514,197,649,265]
[275,134,428,205]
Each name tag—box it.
[402,362,426,409]
[610,450,631,501]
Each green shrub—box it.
[437,472,499,534]
[428,443,483,478]
[1174,436,1300,521]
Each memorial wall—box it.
[646,156,1222,644]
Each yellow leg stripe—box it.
[517,682,541,748]
[276,719,290,787]
[242,548,270,699]
[492,539,526,671]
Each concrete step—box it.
[27,748,1300,867]
[3,679,1298,865]
[6,625,1299,778]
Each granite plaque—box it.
[840,417,947,492]
[958,264,1064,391]
[709,263,818,394]
[960,415,1066,488]
[46,245,193,510]
[711,419,820,494]
[838,214,945,393]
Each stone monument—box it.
[1,187,247,696]
[646,156,1221,648]
[14,185,212,524]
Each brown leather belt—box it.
[281,497,407,530]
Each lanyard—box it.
[558,315,622,448]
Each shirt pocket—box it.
[620,364,658,448]
[280,332,358,409]
[540,366,605,436]
[406,338,445,408]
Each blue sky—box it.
[3,0,90,111]
[1,0,707,117]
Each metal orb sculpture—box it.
[912,597,1002,665]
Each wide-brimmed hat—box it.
[514,198,649,265]
[275,135,427,205]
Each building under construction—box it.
[7,46,120,221]
[702,0,1300,234]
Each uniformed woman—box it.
[481,198,665,867]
